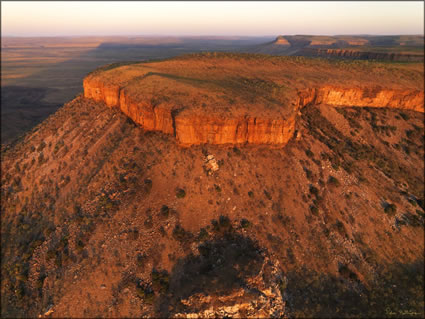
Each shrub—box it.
[97,195,117,211]
[240,218,252,229]
[37,141,46,152]
[176,188,186,198]
[219,215,231,228]
[214,184,222,193]
[209,216,233,234]
[384,203,397,216]
[304,168,313,180]
[248,191,254,198]
[334,219,347,236]
[197,228,209,241]
[310,205,319,216]
[143,179,152,193]
[38,152,45,165]
[136,282,155,303]
[211,219,220,232]
[53,140,64,154]
[309,185,319,197]
[264,190,272,200]
[151,269,170,293]
[327,175,340,187]
[144,215,153,229]
[399,212,423,227]
[76,239,85,252]
[172,224,193,243]
[400,112,409,121]
[338,264,359,281]
[159,205,169,219]
[305,149,314,158]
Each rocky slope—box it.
[83,54,424,147]
[1,54,424,318]
[246,35,424,60]
[2,93,424,318]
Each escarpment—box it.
[297,86,424,112]
[84,79,298,146]
[83,54,424,147]
[299,48,424,62]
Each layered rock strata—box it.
[84,78,424,147]
[296,86,424,112]
[299,48,424,62]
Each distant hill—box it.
[246,35,424,61]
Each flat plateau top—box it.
[86,53,424,118]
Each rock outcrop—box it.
[83,54,424,147]
[173,114,297,146]
[274,36,291,46]
[83,77,300,147]
[172,257,286,318]
[83,78,424,147]
[299,48,424,62]
[296,86,425,112]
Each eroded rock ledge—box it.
[83,55,424,147]
[83,80,423,147]
[299,48,424,62]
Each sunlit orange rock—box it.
[297,86,425,112]
[82,54,424,147]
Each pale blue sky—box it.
[1,1,424,37]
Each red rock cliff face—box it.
[83,78,120,107]
[83,78,424,147]
[174,114,296,147]
[119,89,175,135]
[299,48,424,62]
[297,86,425,112]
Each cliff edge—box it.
[84,53,424,147]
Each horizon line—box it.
[2,33,424,38]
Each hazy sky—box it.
[2,1,424,37]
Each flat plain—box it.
[1,36,271,144]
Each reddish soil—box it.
[1,54,424,318]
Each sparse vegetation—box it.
[327,175,340,187]
[151,269,170,293]
[172,224,193,244]
[240,218,252,229]
[136,281,155,304]
[159,205,170,220]
[176,188,186,198]
[384,203,397,216]
[214,184,222,193]
[310,205,319,216]
[263,189,272,200]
